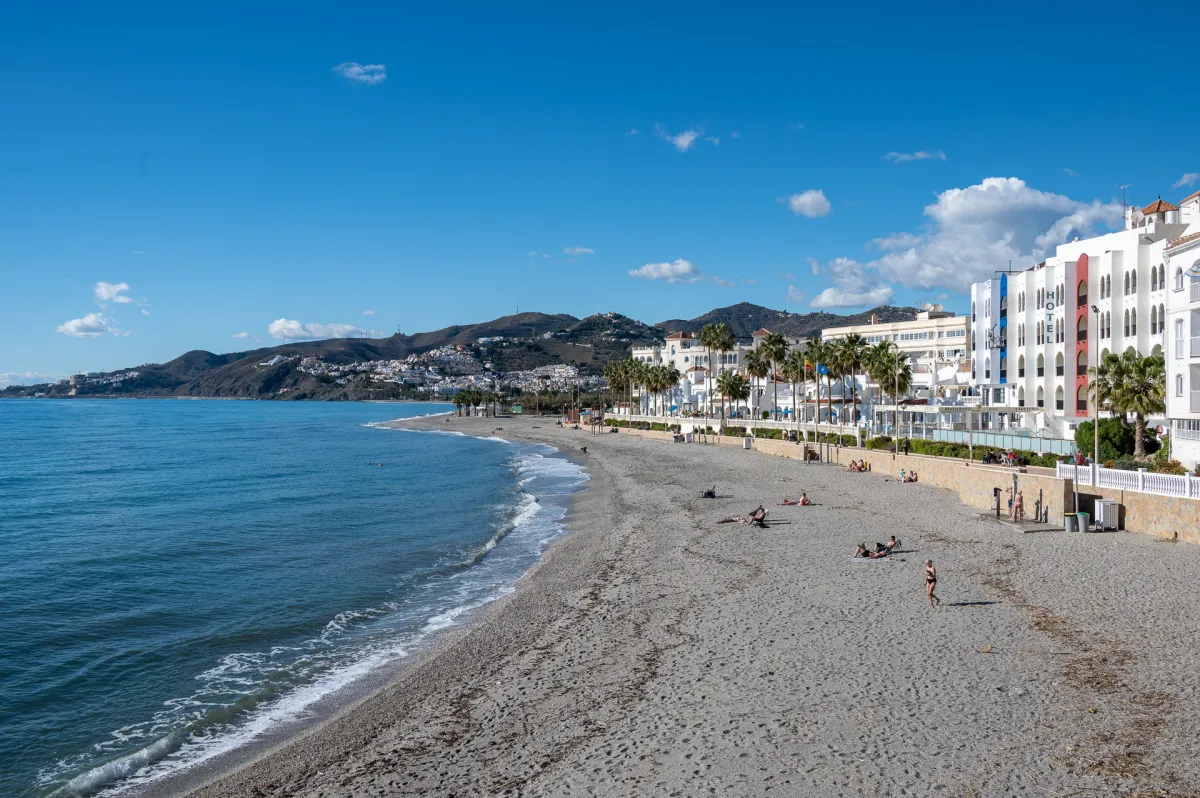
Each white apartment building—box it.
[1164,190,1200,468]
[970,195,1192,440]
[822,307,971,401]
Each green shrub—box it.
[722,426,747,437]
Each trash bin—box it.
[1076,511,1090,532]
[743,437,753,449]
[685,432,694,443]
[1063,514,1078,533]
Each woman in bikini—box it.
[924,559,940,607]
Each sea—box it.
[0,400,587,797]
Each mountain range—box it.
[3,303,922,400]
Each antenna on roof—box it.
[1120,184,1133,213]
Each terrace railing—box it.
[1057,462,1200,499]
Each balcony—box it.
[1193,390,1200,414]
[1193,337,1200,358]
[1077,294,1087,306]
[1077,330,1087,341]
[1077,364,1088,376]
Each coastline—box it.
[140,414,1200,797]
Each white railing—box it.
[1057,463,1200,499]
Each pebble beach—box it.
[153,414,1200,798]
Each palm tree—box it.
[759,331,789,423]
[835,333,868,432]
[781,349,805,439]
[1090,350,1165,458]
[713,323,737,393]
[743,348,769,434]
[454,392,464,416]
[805,338,829,427]
[868,342,912,434]
[603,360,620,415]
[697,324,720,420]
[716,370,750,425]
[660,363,681,418]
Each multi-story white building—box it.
[1164,190,1200,468]
[970,195,1191,439]
[822,307,970,401]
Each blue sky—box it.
[3,1,1198,380]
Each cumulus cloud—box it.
[0,372,61,388]
[628,259,732,286]
[843,177,1123,294]
[869,232,924,251]
[94,281,134,304]
[563,246,595,255]
[1173,172,1199,189]
[362,309,376,316]
[809,258,894,309]
[267,319,374,340]
[626,128,639,136]
[57,312,110,337]
[232,332,253,339]
[782,190,831,218]
[654,124,719,153]
[1064,168,1079,177]
[332,62,386,85]
[883,150,947,163]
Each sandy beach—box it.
[156,414,1200,797]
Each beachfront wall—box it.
[606,426,1200,542]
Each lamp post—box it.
[1091,304,1100,484]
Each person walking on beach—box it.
[924,560,939,607]
[902,437,910,456]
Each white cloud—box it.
[844,176,1123,294]
[132,250,147,255]
[741,277,756,285]
[628,258,732,287]
[332,62,386,85]
[807,257,820,275]
[1173,172,1199,189]
[704,135,720,145]
[1064,168,1079,177]
[267,319,374,340]
[883,150,947,163]
[564,246,595,256]
[787,122,805,132]
[870,232,924,251]
[362,309,376,316]
[94,281,134,304]
[786,285,807,303]
[731,131,741,139]
[809,258,894,309]
[653,124,719,153]
[626,128,639,136]
[0,372,61,388]
[782,190,831,218]
[57,312,110,337]
[232,332,253,339]
[779,271,796,281]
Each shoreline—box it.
[139,415,1200,797]
[126,415,594,798]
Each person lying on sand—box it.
[777,493,811,506]
[720,505,768,527]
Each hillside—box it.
[3,303,928,400]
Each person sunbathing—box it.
[777,493,811,506]
[720,505,768,527]
[883,535,901,552]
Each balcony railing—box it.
[1077,364,1088,376]
[1077,400,1087,412]
[1077,330,1087,341]
[1078,294,1087,306]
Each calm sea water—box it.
[0,400,586,797]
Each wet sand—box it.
[161,414,1200,797]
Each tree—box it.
[1090,350,1165,458]
[1074,417,1136,462]
[805,338,830,426]
[759,331,789,423]
[835,333,868,430]
[781,349,805,437]
[697,324,721,420]
[660,363,681,417]
[716,370,750,424]
[743,348,769,433]
[868,342,913,432]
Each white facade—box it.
[1164,190,1200,468]
[968,195,1189,440]
[824,307,970,401]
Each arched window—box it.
[1076,383,1087,412]
[1130,308,1137,336]
[1000,294,1008,316]
[1055,385,1064,410]
[1176,319,1186,358]
[1131,271,1137,293]
[1019,292,1025,311]
[1057,284,1064,304]
[1055,351,1064,376]
[1018,386,1026,406]
[972,301,976,322]
[1176,267,1185,291]
[1152,344,1162,358]
[1101,348,1110,360]
[984,357,991,380]
[1037,353,1045,376]
[1077,348,1087,376]
[1159,303,1165,333]
[1124,309,1130,337]
[1151,267,1159,292]
[1124,272,1130,295]
[1158,264,1166,288]
[1056,318,1064,343]
[1077,279,1087,304]
[1037,386,1045,408]
[1018,354,1026,377]
[1037,288,1044,307]
[1178,374,1185,396]
[1077,314,1087,340]
[999,355,1007,379]
[1151,305,1158,334]
[1036,320,1044,344]
[971,358,976,379]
